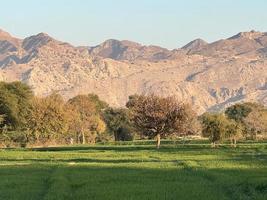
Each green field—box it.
[0,141,267,200]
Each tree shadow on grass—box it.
[29,145,216,153]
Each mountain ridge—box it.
[0,29,267,114]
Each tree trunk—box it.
[233,138,237,148]
[255,132,258,141]
[182,135,186,146]
[156,134,161,149]
[211,142,215,148]
[82,132,86,144]
[76,133,79,144]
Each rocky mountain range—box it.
[0,28,267,114]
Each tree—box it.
[87,94,108,112]
[0,81,33,130]
[179,104,200,137]
[88,114,106,143]
[244,109,267,140]
[225,103,254,123]
[201,113,228,147]
[225,102,266,139]
[67,94,107,144]
[126,94,193,148]
[28,93,68,144]
[103,108,134,141]
[225,119,243,147]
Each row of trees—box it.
[0,82,111,147]
[201,102,267,147]
[0,82,199,148]
[126,95,267,148]
[0,81,266,148]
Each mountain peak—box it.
[36,32,52,38]
[229,30,264,40]
[100,39,141,48]
[22,32,55,51]
[182,38,208,51]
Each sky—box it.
[1,0,267,49]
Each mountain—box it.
[189,30,267,57]
[0,29,267,114]
[181,38,208,52]
[88,39,172,61]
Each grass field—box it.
[0,140,267,200]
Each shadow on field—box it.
[1,154,266,164]
[29,145,214,153]
[0,164,266,200]
[0,158,165,163]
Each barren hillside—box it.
[0,29,267,113]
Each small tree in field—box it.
[225,102,266,139]
[225,119,243,148]
[126,94,194,148]
[244,109,267,140]
[201,113,228,147]
[103,108,134,141]
[201,113,243,148]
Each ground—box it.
[0,140,267,200]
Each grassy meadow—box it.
[0,140,267,200]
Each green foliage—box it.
[28,93,69,143]
[103,108,134,141]
[1,81,267,148]
[201,113,229,145]
[225,119,242,139]
[225,102,267,139]
[0,81,33,130]
[225,103,254,123]
[87,94,108,112]
[67,94,107,144]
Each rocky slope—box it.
[0,29,267,114]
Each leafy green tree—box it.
[28,93,68,144]
[126,94,194,148]
[225,119,243,147]
[103,108,134,141]
[67,94,107,144]
[87,94,108,112]
[201,113,229,147]
[225,102,266,139]
[225,103,253,123]
[0,81,33,130]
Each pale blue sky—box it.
[1,0,267,49]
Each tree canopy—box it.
[103,108,134,141]
[0,81,33,130]
[126,94,196,148]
